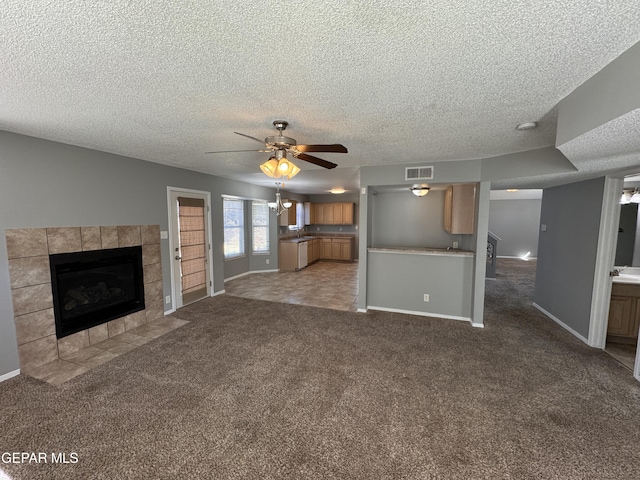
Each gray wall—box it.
[533,177,605,339]
[0,130,278,377]
[488,199,542,257]
[370,190,461,249]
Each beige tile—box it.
[81,226,102,251]
[144,280,163,302]
[118,225,141,247]
[107,318,125,337]
[88,323,109,345]
[127,323,173,339]
[93,338,138,354]
[124,310,147,331]
[100,226,119,249]
[46,227,82,254]
[150,317,189,330]
[11,283,53,316]
[60,345,105,362]
[8,256,51,288]
[145,300,164,323]
[57,330,90,357]
[142,243,161,266]
[143,262,162,284]
[69,349,120,370]
[109,331,153,346]
[26,359,89,385]
[141,225,160,245]
[14,308,56,345]
[5,228,48,259]
[18,335,59,371]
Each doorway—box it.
[168,188,213,310]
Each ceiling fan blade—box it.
[295,144,348,153]
[205,149,270,154]
[293,152,338,169]
[234,132,267,145]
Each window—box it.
[223,198,245,259]
[252,201,270,254]
[288,202,305,231]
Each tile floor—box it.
[24,317,189,385]
[224,261,359,311]
[605,341,636,371]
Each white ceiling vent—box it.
[405,166,433,181]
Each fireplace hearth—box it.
[49,246,145,339]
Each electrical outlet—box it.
[165,295,171,304]
[423,294,429,302]
[339,227,343,231]
[453,241,458,249]
[266,259,270,264]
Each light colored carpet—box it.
[1,259,639,479]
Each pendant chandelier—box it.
[260,149,300,181]
[268,182,292,216]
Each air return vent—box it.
[405,166,433,181]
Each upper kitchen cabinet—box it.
[305,202,355,225]
[279,200,297,226]
[443,184,476,234]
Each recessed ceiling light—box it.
[330,188,345,194]
[516,121,537,131]
[506,189,519,192]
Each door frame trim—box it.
[167,186,213,312]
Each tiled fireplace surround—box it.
[6,225,164,377]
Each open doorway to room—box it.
[487,189,543,278]
[605,173,640,371]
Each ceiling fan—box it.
[205,120,348,171]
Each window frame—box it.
[251,200,270,255]
[223,197,246,260]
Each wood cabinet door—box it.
[342,203,354,225]
[321,239,332,258]
[340,241,352,260]
[444,185,475,234]
[323,204,334,224]
[333,203,343,224]
[331,241,341,260]
[607,296,636,336]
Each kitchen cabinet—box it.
[444,184,476,234]
[321,239,332,259]
[607,283,640,340]
[279,200,297,226]
[279,239,308,271]
[305,202,355,225]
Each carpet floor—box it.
[1,259,639,479]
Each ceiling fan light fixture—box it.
[260,158,281,178]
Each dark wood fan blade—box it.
[234,132,267,145]
[294,152,338,169]
[205,149,270,154]
[295,144,348,153]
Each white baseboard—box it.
[470,322,485,328]
[164,307,176,315]
[532,302,590,345]
[224,269,279,283]
[212,289,225,296]
[0,369,20,383]
[357,308,367,313]
[367,305,471,323]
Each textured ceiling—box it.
[2,1,640,193]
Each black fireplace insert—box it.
[49,246,145,339]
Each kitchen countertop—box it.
[612,267,640,285]
[368,246,474,257]
[280,234,355,244]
